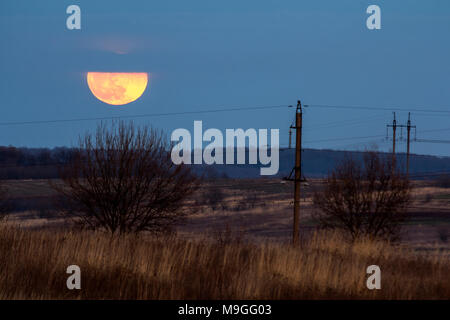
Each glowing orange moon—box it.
[87,72,148,105]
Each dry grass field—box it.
[0,178,449,299]
[0,226,448,300]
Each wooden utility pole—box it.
[386,112,416,176]
[387,112,397,172]
[392,112,397,167]
[291,100,302,245]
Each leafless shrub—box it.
[435,174,450,188]
[52,121,200,235]
[313,152,411,241]
[35,207,56,220]
[212,222,246,245]
[235,192,260,211]
[423,193,433,203]
[203,186,225,211]
[437,228,448,243]
[244,192,259,209]
[0,183,10,220]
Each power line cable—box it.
[2,102,450,127]
[418,127,450,134]
[305,103,450,114]
[304,134,385,144]
[415,139,450,144]
[304,114,386,131]
[0,105,289,126]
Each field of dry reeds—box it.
[0,225,448,300]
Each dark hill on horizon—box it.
[202,148,450,179]
[0,145,449,180]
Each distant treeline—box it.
[0,146,76,179]
[1,145,450,180]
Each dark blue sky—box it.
[1,1,449,156]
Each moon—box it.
[87,72,148,105]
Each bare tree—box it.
[313,152,411,241]
[52,121,199,234]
